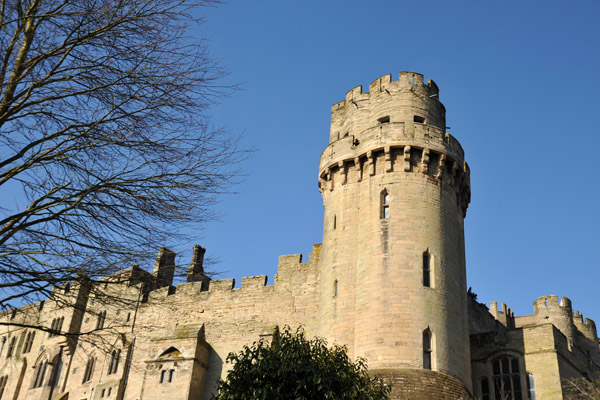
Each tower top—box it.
[329,71,447,146]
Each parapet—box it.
[489,301,515,329]
[330,71,447,145]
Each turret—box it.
[317,72,472,399]
[533,295,576,349]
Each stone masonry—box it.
[0,72,597,400]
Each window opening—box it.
[101,389,106,397]
[333,280,338,297]
[108,349,120,374]
[169,369,175,382]
[33,360,48,388]
[23,331,35,353]
[0,375,7,399]
[526,373,536,400]
[493,356,522,400]
[49,317,64,337]
[378,116,390,124]
[82,357,95,383]
[481,377,490,400]
[96,311,106,330]
[423,328,432,370]
[423,250,431,287]
[381,190,390,219]
[160,370,166,384]
[6,337,15,358]
[108,387,112,396]
[333,215,336,230]
[414,115,425,123]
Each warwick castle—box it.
[0,72,598,399]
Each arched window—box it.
[380,190,390,219]
[6,337,15,358]
[108,349,121,375]
[0,375,7,399]
[33,359,48,388]
[49,317,64,337]
[526,373,536,400]
[82,356,95,383]
[493,356,522,400]
[481,377,490,400]
[423,250,431,287]
[423,328,433,370]
[23,331,35,354]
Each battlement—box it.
[533,294,572,314]
[491,295,599,347]
[489,301,515,329]
[146,244,321,302]
[330,72,447,144]
[340,72,440,105]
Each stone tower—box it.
[317,72,473,398]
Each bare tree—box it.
[564,377,600,399]
[0,0,244,317]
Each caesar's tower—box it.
[317,72,472,398]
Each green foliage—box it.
[213,326,390,400]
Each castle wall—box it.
[123,248,321,400]
[470,295,600,400]
[1,72,599,400]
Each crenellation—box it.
[1,72,596,400]
[207,278,235,292]
[240,275,269,289]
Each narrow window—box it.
[380,190,390,219]
[96,311,106,330]
[378,116,390,124]
[23,331,35,353]
[126,313,131,322]
[49,319,56,337]
[6,337,15,358]
[160,370,166,384]
[168,369,175,382]
[333,215,336,230]
[423,250,431,287]
[108,387,112,396]
[33,360,48,388]
[414,115,425,123]
[333,280,338,297]
[82,357,95,383]
[0,375,7,399]
[423,328,432,370]
[481,377,490,400]
[526,373,536,400]
[108,349,120,374]
[101,389,106,398]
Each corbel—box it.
[420,148,430,174]
[384,146,392,172]
[403,146,411,172]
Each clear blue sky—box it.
[171,1,600,324]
